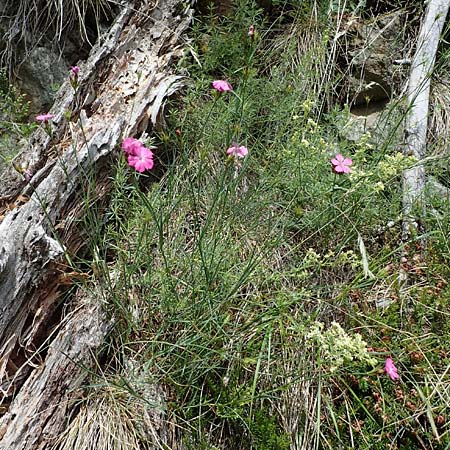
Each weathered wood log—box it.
[0,290,111,449]
[0,0,192,447]
[402,0,450,239]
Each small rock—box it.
[338,11,407,106]
[16,46,69,113]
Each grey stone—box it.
[340,11,407,106]
[16,46,69,113]
[340,110,381,142]
[339,100,387,142]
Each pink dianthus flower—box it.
[122,137,143,155]
[36,113,54,123]
[127,146,154,172]
[331,153,352,174]
[212,80,233,92]
[227,144,248,159]
[385,357,399,381]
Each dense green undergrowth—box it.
[0,70,35,175]
[3,0,450,449]
[88,1,450,449]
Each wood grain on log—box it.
[0,291,111,449]
[0,0,192,447]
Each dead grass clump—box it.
[1,0,113,67]
[55,371,170,450]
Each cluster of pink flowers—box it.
[122,137,154,172]
[331,153,352,174]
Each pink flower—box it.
[36,113,54,123]
[248,25,255,37]
[69,66,80,90]
[227,144,248,159]
[121,137,143,155]
[127,146,154,172]
[121,137,155,172]
[24,169,33,182]
[385,357,399,381]
[212,80,233,92]
[331,153,352,174]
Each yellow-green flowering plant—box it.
[306,321,377,373]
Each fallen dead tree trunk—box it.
[0,291,111,449]
[0,0,192,447]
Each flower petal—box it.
[385,357,399,381]
[237,146,248,157]
[212,80,233,92]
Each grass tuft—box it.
[1,0,113,67]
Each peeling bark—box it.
[0,291,111,449]
[0,0,192,447]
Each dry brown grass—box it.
[430,74,450,157]
[1,0,113,67]
[55,368,171,450]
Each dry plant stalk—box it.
[402,0,450,240]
